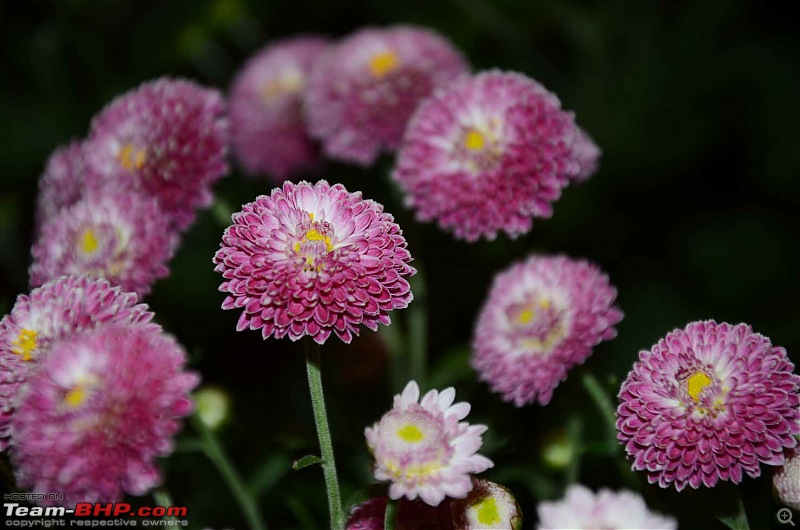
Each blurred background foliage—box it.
[0,0,798,528]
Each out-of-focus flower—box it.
[0,275,153,450]
[451,479,522,530]
[213,180,415,344]
[571,128,601,183]
[774,450,800,511]
[365,381,493,506]
[536,484,677,530]
[472,255,622,406]
[84,78,229,230]
[11,324,198,506]
[617,320,800,490]
[194,386,231,431]
[30,193,177,297]
[35,140,86,232]
[393,70,590,241]
[305,25,468,166]
[229,36,329,180]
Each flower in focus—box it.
[11,323,198,506]
[617,320,800,490]
[472,255,622,407]
[305,25,468,166]
[0,275,153,449]
[774,450,800,511]
[30,192,178,296]
[536,484,677,530]
[229,36,329,180]
[365,380,493,506]
[393,70,589,241]
[35,140,86,232]
[84,78,229,230]
[213,180,415,344]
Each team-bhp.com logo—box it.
[5,503,187,517]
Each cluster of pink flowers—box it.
[32,77,229,296]
[0,276,197,506]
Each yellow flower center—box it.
[397,424,425,443]
[369,51,399,77]
[117,144,147,171]
[687,372,712,402]
[516,298,551,324]
[64,385,88,408]
[12,328,37,361]
[463,128,486,151]
[80,227,100,254]
[474,496,501,525]
[303,228,334,252]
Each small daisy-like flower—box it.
[305,25,468,166]
[365,381,493,506]
[472,255,623,407]
[213,180,415,344]
[774,450,800,510]
[617,320,800,491]
[11,323,198,506]
[30,192,178,296]
[393,70,588,241]
[230,36,329,180]
[35,140,86,232]
[84,78,229,230]
[0,275,153,450]
[452,479,522,530]
[536,484,677,530]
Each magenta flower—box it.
[35,140,86,232]
[365,381,493,506]
[472,255,623,407]
[305,25,468,166]
[0,275,154,450]
[30,192,178,297]
[346,497,451,530]
[11,323,198,506]
[536,484,677,530]
[213,180,414,344]
[230,36,329,180]
[774,450,800,510]
[84,78,229,230]
[617,320,800,490]
[393,70,590,241]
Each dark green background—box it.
[1,1,798,528]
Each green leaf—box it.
[292,454,324,471]
[247,454,291,496]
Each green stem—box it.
[305,340,345,530]
[152,489,179,524]
[718,493,750,530]
[408,268,428,387]
[580,371,618,448]
[384,498,397,530]
[194,417,267,530]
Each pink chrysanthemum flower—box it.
[472,255,623,407]
[30,193,178,297]
[84,78,229,230]
[393,70,589,241]
[0,275,153,450]
[230,36,329,180]
[213,180,415,344]
[365,381,493,506]
[536,484,677,530]
[35,140,86,232]
[617,320,800,491]
[774,450,800,510]
[305,25,468,166]
[11,324,198,506]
